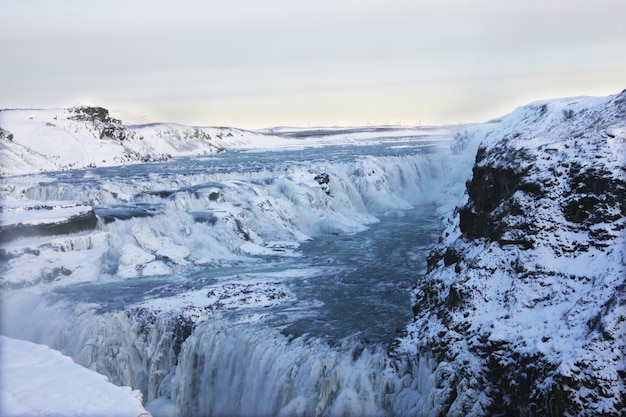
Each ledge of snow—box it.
[0,335,151,417]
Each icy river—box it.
[1,131,477,416]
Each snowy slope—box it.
[0,106,454,177]
[0,336,151,417]
[0,106,265,176]
[396,91,626,415]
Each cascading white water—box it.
[1,137,484,416]
[0,292,178,400]
[1,289,439,417]
[172,321,396,417]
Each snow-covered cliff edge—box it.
[0,336,151,417]
[397,91,626,415]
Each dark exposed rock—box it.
[69,106,117,123]
[314,172,330,185]
[69,106,132,141]
[0,205,98,243]
[0,127,13,141]
[173,315,195,357]
[458,144,543,246]
[562,167,625,226]
[315,172,331,194]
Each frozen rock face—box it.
[401,91,625,416]
[69,105,130,141]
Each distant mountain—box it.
[396,91,626,416]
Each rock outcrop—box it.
[69,106,131,141]
[399,91,626,416]
[0,127,13,141]
[314,172,331,194]
[0,202,98,243]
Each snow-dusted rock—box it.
[0,199,97,242]
[0,335,151,417]
[398,91,626,415]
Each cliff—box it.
[398,91,626,416]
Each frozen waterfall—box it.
[1,135,482,416]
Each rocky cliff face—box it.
[399,91,625,416]
[69,106,131,141]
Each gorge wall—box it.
[398,91,625,416]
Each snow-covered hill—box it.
[0,106,266,176]
[396,91,626,415]
[0,106,453,177]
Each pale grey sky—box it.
[2,0,625,128]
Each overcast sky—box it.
[2,0,625,128]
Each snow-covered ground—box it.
[0,106,253,176]
[0,336,150,417]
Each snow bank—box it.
[0,335,151,417]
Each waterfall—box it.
[1,139,485,416]
[1,291,439,417]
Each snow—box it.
[0,335,150,417]
[0,107,456,176]
[0,107,257,176]
[134,271,300,319]
[1,91,624,415]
